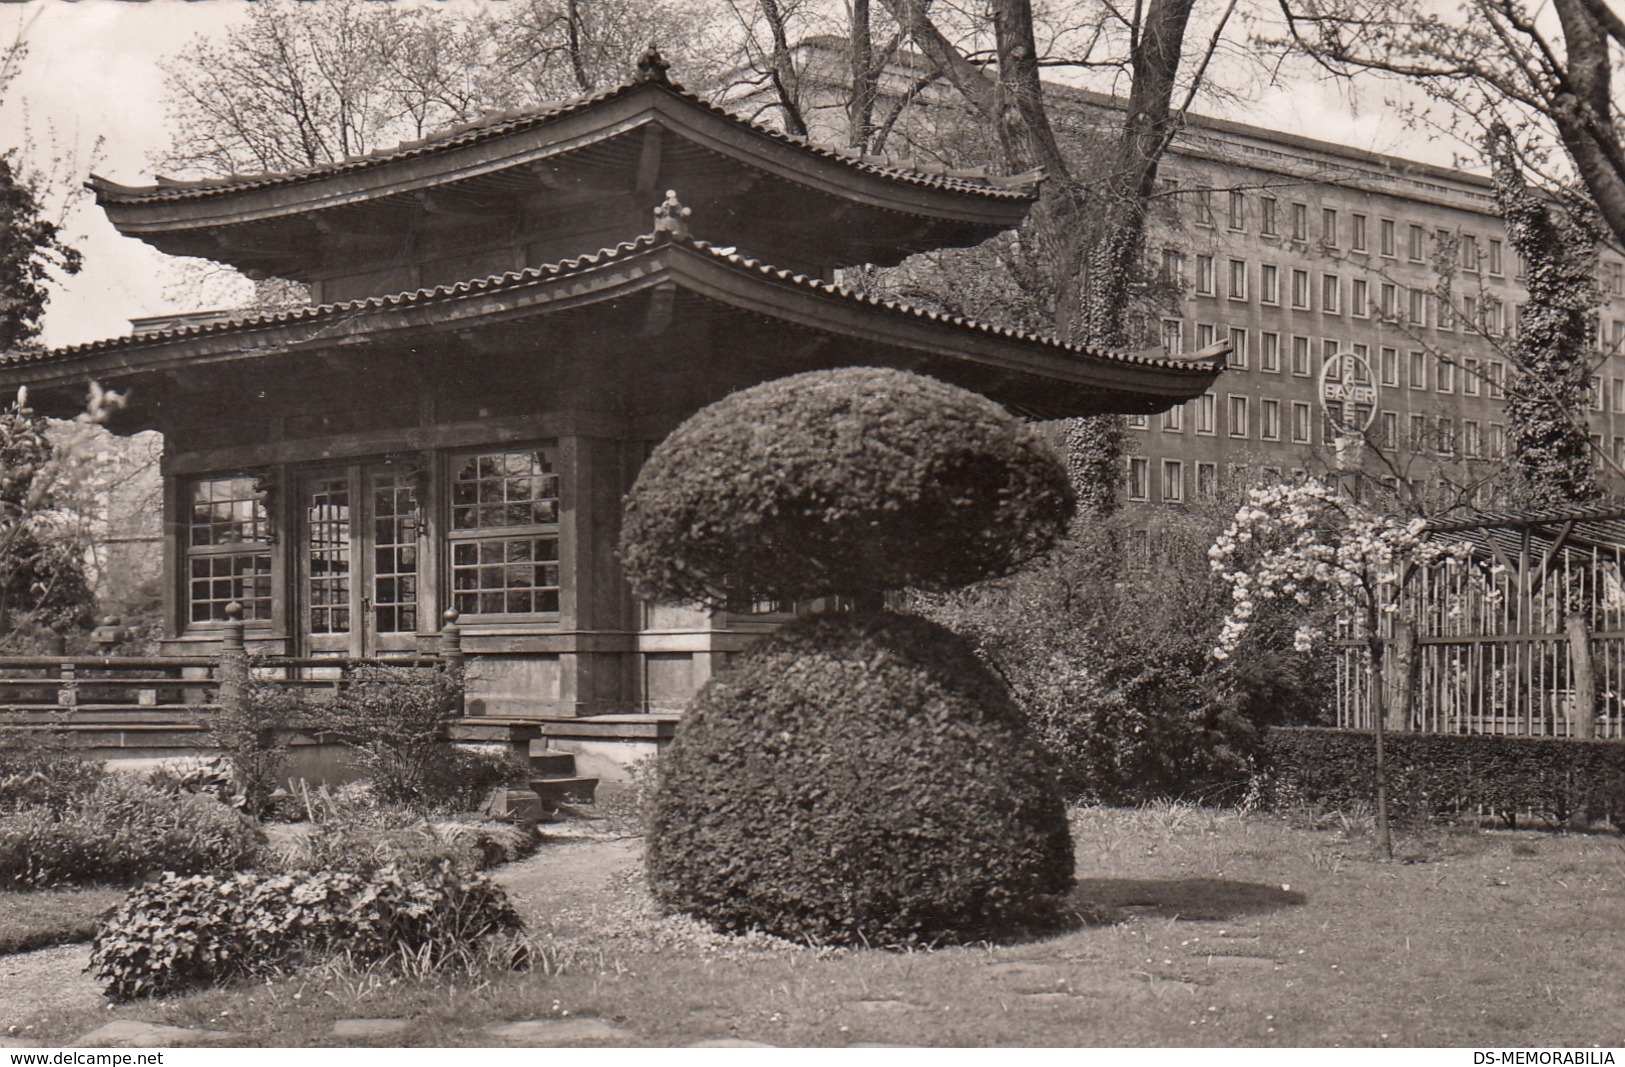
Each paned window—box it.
[1228,394,1250,438]
[1408,288,1427,326]
[1463,357,1480,396]
[1260,197,1278,235]
[1321,207,1338,245]
[1488,238,1503,275]
[1292,202,1308,241]
[1228,258,1248,301]
[1161,460,1184,503]
[1351,278,1368,318]
[1351,213,1367,251]
[1196,462,1218,500]
[1260,332,1281,373]
[1261,398,1281,441]
[188,475,272,624]
[1160,249,1186,287]
[1196,255,1215,295]
[1128,458,1150,500]
[449,449,561,616]
[1163,404,1184,432]
[1194,190,1214,226]
[1408,224,1426,261]
[1161,318,1184,355]
[1291,269,1311,309]
[1291,336,1311,376]
[1229,327,1248,368]
[1227,190,1246,230]
[1380,218,1396,257]
[1291,402,1312,443]
[1380,347,1399,387]
[1196,393,1217,435]
[1260,264,1279,305]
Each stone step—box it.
[529,751,577,777]
[530,775,598,806]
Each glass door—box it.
[299,463,420,657]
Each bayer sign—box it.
[1318,349,1379,436]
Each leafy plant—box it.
[208,667,307,816]
[89,861,524,1001]
[0,725,105,815]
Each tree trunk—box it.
[1550,0,1625,250]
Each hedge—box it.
[619,367,1074,607]
[1260,727,1625,826]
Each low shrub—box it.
[0,727,105,815]
[1259,728,1625,827]
[0,775,262,888]
[89,861,524,1001]
[310,665,520,812]
[649,612,1075,946]
[276,808,539,875]
[210,669,307,817]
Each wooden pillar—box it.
[217,601,248,716]
[1565,613,1597,740]
[556,434,636,716]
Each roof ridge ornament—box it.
[637,45,671,84]
[654,190,692,240]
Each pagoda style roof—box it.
[6,228,1224,424]
[89,51,1041,279]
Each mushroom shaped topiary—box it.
[619,366,1074,607]
[624,367,1077,945]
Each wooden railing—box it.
[0,604,464,721]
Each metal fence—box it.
[1336,505,1625,740]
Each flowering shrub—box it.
[1208,481,1473,658]
[90,861,524,1000]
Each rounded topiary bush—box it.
[648,612,1075,945]
[619,367,1073,606]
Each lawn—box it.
[0,886,123,955]
[4,804,1623,1048]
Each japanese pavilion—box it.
[0,51,1222,749]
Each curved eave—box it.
[90,80,1036,242]
[9,234,1220,420]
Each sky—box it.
[0,0,1463,351]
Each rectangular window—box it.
[1379,283,1398,320]
[1228,189,1246,230]
[1351,213,1367,252]
[1381,410,1399,448]
[1438,296,1455,332]
[1261,196,1278,236]
[1322,338,1340,368]
[1488,360,1505,398]
[1291,269,1311,309]
[1463,294,1479,332]
[1260,263,1279,305]
[1461,234,1479,272]
[1195,189,1214,227]
[1485,298,1504,336]
[1291,335,1311,376]
[1195,254,1215,295]
[1163,404,1184,432]
[1162,459,1185,503]
[1463,419,1481,457]
[187,475,272,624]
[1197,322,1216,349]
[1593,375,1605,411]
[1463,357,1480,396]
[1438,360,1455,393]
[1613,378,1625,413]
[1260,331,1281,373]
[1488,238,1503,275]
[1321,207,1338,246]
[1161,318,1183,355]
[1227,258,1248,301]
[1410,413,1428,450]
[1228,394,1250,438]
[1439,416,1455,453]
[1489,423,1506,459]
[1380,218,1396,257]
[1408,288,1427,326]
[1196,392,1217,435]
[1408,224,1426,262]
[449,448,562,617]
[1351,278,1369,318]
[1228,327,1248,369]
[1128,457,1150,501]
[1127,414,1149,430]
[1196,462,1218,500]
[1292,202,1308,241]
[1261,398,1281,441]
[1291,401,1312,443]
[1380,346,1399,387]
[1409,350,1427,391]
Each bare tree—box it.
[1275,0,1625,251]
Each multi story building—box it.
[774,38,1625,511]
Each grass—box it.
[5,802,1624,1048]
[0,886,123,955]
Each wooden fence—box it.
[1336,509,1625,740]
